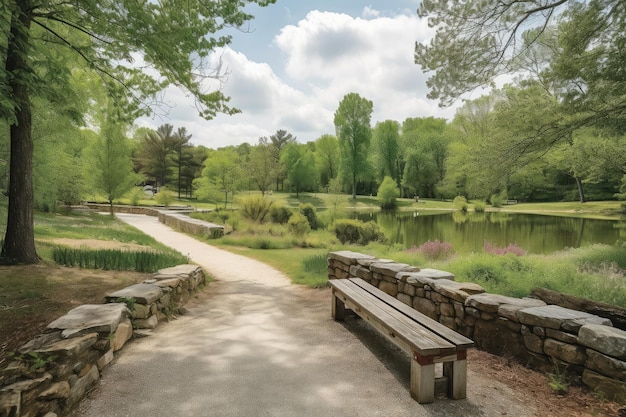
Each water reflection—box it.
[353,211,622,254]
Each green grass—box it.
[52,247,188,272]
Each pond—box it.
[353,211,623,254]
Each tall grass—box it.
[52,247,189,272]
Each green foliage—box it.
[377,176,400,209]
[281,143,316,197]
[302,253,329,277]
[115,297,136,311]
[548,362,570,395]
[270,204,292,224]
[239,194,273,223]
[287,212,311,237]
[473,200,486,212]
[332,219,386,245]
[490,192,507,208]
[154,187,174,207]
[453,195,468,212]
[52,247,188,272]
[298,203,319,230]
[128,187,145,206]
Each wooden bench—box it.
[330,278,474,403]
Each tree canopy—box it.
[1,0,274,263]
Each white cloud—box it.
[136,7,456,149]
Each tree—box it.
[92,115,137,214]
[378,176,400,209]
[1,0,274,263]
[372,121,402,186]
[334,93,373,199]
[247,137,275,195]
[170,127,193,199]
[281,143,316,198]
[134,124,178,188]
[201,148,242,208]
[314,134,340,189]
[269,129,296,191]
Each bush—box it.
[240,195,273,223]
[288,212,311,236]
[52,247,188,272]
[154,187,173,207]
[453,195,468,212]
[298,203,319,230]
[332,219,387,245]
[128,187,144,206]
[407,239,454,261]
[473,200,486,213]
[270,204,292,224]
[377,176,400,209]
[359,221,387,245]
[490,192,506,208]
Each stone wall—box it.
[0,265,205,417]
[83,203,224,239]
[328,251,626,402]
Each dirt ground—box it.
[1,263,623,416]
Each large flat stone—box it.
[106,283,164,305]
[516,305,612,332]
[328,251,375,265]
[47,304,130,338]
[370,262,419,277]
[401,268,455,281]
[586,349,626,380]
[430,279,485,302]
[19,333,98,357]
[498,299,547,322]
[465,293,528,313]
[154,264,201,278]
[579,324,626,360]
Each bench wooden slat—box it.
[348,278,474,349]
[330,279,454,356]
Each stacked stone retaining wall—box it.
[83,203,224,239]
[0,265,205,417]
[328,251,626,402]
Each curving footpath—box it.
[72,213,537,417]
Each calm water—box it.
[354,211,623,254]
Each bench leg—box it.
[410,356,435,403]
[331,289,345,321]
[443,359,467,399]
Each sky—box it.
[136,1,461,149]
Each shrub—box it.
[377,176,400,209]
[473,200,486,213]
[270,204,292,224]
[154,187,173,207]
[128,187,145,206]
[407,239,454,261]
[490,192,506,208]
[453,195,468,212]
[484,240,528,256]
[359,221,387,245]
[332,219,387,245]
[52,247,188,272]
[288,212,311,236]
[298,203,319,229]
[240,195,273,223]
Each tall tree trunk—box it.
[1,2,39,264]
[575,176,586,203]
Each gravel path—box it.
[72,213,537,417]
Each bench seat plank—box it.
[348,278,474,349]
[330,279,455,356]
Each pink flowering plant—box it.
[483,240,527,256]
[406,239,454,261]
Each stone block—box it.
[466,307,481,318]
[440,302,455,317]
[453,302,465,320]
[67,364,99,406]
[430,279,484,303]
[328,251,375,265]
[474,319,526,357]
[106,283,164,305]
[413,298,437,320]
[415,288,424,298]
[533,327,546,337]
[0,391,20,417]
[516,305,611,332]
[439,315,456,330]
[370,262,419,276]
[403,283,416,296]
[133,315,158,330]
[480,312,497,321]
[579,324,626,360]
[96,349,114,371]
[132,303,151,319]
[500,318,522,333]
[111,319,133,351]
[521,326,544,354]
[546,328,578,344]
[38,381,70,400]
[47,304,130,338]
[586,349,626,381]
[349,265,372,281]
[334,268,349,279]
[543,338,587,365]
[378,281,398,297]
[397,293,412,307]
[430,291,447,303]
[466,293,538,314]
[19,333,98,358]
[498,298,547,322]
[582,370,626,402]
